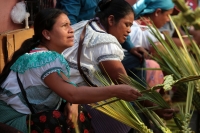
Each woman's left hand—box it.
[64,103,79,127]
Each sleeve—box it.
[56,0,81,24]
[121,35,135,51]
[129,26,146,48]
[159,21,175,37]
[90,43,124,63]
[38,57,70,81]
[129,25,164,50]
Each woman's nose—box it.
[69,26,74,33]
[127,27,131,33]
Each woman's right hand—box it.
[115,84,142,101]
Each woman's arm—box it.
[44,72,141,104]
[99,60,127,84]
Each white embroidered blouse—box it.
[62,20,124,86]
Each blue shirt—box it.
[56,0,101,25]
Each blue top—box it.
[56,0,101,25]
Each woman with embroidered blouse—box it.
[0,8,142,133]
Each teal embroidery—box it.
[11,51,70,74]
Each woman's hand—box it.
[154,108,179,120]
[130,47,150,59]
[64,103,79,127]
[115,84,142,101]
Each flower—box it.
[79,112,85,122]
[39,115,46,123]
[44,129,50,133]
[53,110,61,118]
[84,129,89,133]
[55,127,62,133]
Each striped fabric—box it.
[83,104,131,133]
[0,100,27,133]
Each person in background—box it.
[56,0,138,25]
[56,0,101,25]
[0,8,142,133]
[127,0,175,89]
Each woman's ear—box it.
[154,8,162,17]
[107,15,115,26]
[42,30,51,40]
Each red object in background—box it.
[186,0,198,10]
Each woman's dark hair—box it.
[0,8,67,85]
[96,0,134,29]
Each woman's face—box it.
[152,8,174,29]
[48,13,74,52]
[108,12,134,43]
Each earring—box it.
[47,36,50,40]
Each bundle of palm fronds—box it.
[90,63,200,132]
[90,72,153,133]
[146,16,200,132]
[90,71,176,133]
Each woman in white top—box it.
[63,0,177,132]
[129,0,174,88]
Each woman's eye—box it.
[125,23,129,27]
[125,23,132,27]
[62,24,67,27]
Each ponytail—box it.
[0,38,40,85]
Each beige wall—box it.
[0,0,24,33]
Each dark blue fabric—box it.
[121,35,135,51]
[56,0,101,25]
[122,51,146,86]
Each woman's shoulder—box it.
[11,51,68,73]
[86,21,121,48]
[131,21,150,31]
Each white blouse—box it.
[63,20,124,86]
[129,21,165,50]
